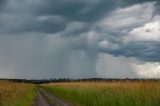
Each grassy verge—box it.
[42,81,160,106]
[0,81,36,106]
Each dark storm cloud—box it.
[0,0,6,11]
[33,0,159,22]
[1,0,118,34]
[1,0,159,34]
[103,42,160,62]
[33,0,117,22]
[0,0,160,78]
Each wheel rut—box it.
[34,87,70,106]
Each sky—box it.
[0,0,160,79]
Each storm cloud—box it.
[0,0,160,79]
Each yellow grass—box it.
[0,80,36,106]
[43,81,160,106]
[44,81,160,92]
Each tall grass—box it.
[42,81,160,106]
[0,80,36,106]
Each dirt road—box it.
[34,88,70,106]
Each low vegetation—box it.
[42,81,160,106]
[0,80,36,106]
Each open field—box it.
[0,81,36,106]
[1,80,160,106]
[42,81,160,106]
[0,80,71,106]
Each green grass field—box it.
[0,81,36,106]
[42,81,160,106]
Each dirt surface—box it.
[34,88,70,106]
[34,90,51,106]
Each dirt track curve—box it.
[34,88,70,106]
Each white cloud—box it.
[97,2,155,30]
[98,40,120,51]
[131,62,160,78]
[98,40,109,49]
[125,21,160,42]
[86,31,101,47]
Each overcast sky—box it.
[0,0,160,79]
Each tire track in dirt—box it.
[34,89,52,106]
[34,87,70,106]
